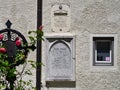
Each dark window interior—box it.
[93,37,114,66]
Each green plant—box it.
[0,26,43,90]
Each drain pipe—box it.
[36,0,42,90]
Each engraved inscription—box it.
[54,13,68,16]
[54,16,68,28]
[49,41,72,79]
[52,47,69,69]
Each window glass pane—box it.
[97,42,110,61]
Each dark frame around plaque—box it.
[45,35,75,87]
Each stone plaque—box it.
[53,10,68,28]
[51,4,70,32]
[46,37,75,81]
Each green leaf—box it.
[31,63,36,68]
[25,70,32,75]
[28,60,34,63]
[29,36,35,41]
[28,31,36,34]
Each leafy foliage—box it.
[0,26,43,90]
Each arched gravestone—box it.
[49,41,71,79]
[46,37,75,81]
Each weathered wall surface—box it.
[0,0,37,33]
[1,0,120,90]
[42,0,120,90]
[0,0,37,87]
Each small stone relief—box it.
[51,4,70,32]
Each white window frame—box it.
[94,40,112,65]
[90,34,118,71]
[89,34,118,67]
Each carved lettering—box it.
[54,16,68,28]
[49,42,71,78]
[54,13,68,16]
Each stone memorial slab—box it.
[51,4,70,32]
[46,37,75,81]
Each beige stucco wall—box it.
[0,0,37,88]
[1,0,120,90]
[42,0,120,90]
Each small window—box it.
[93,37,114,66]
